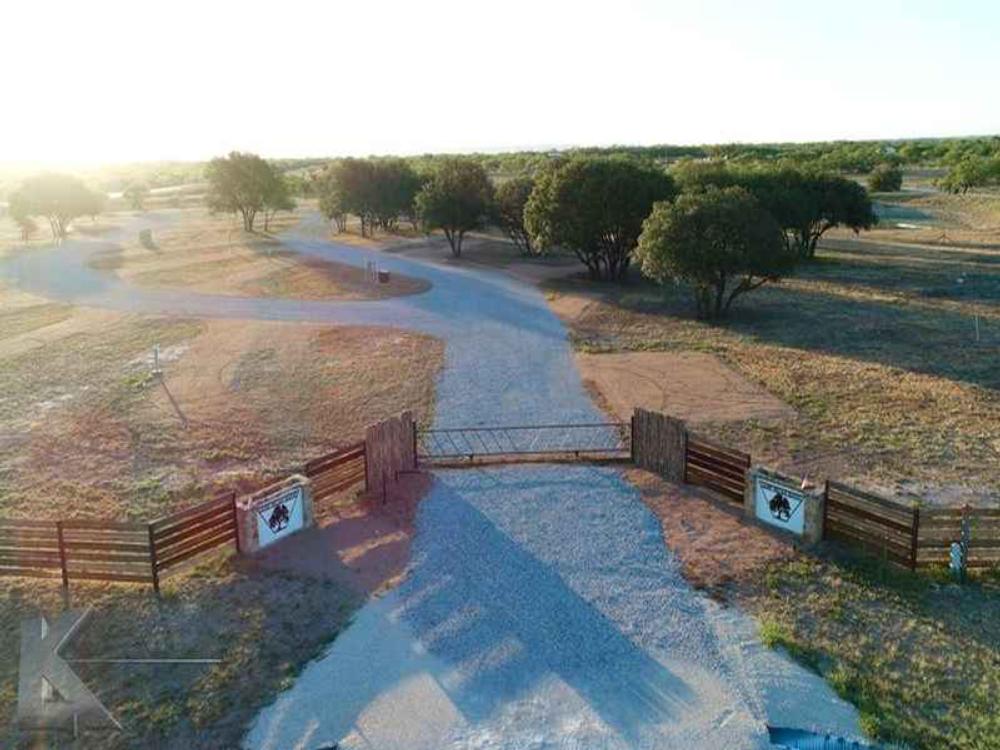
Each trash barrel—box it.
[378,270,391,283]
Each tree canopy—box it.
[674,162,875,259]
[123,181,150,211]
[262,174,295,231]
[524,157,676,279]
[205,151,283,232]
[636,186,797,318]
[867,163,903,192]
[415,158,493,257]
[319,158,422,237]
[939,156,1000,193]
[493,176,536,255]
[317,171,348,233]
[6,174,105,239]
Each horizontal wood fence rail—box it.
[824,481,919,568]
[150,491,238,591]
[824,482,1000,570]
[684,434,750,505]
[417,422,631,462]
[305,441,367,501]
[0,492,239,592]
[917,508,1000,569]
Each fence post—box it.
[147,523,160,595]
[412,421,419,469]
[910,505,920,570]
[231,492,241,555]
[630,414,636,464]
[56,521,69,589]
[822,481,830,540]
[363,442,370,493]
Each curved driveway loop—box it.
[0,213,861,748]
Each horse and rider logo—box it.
[255,487,301,542]
[267,503,291,533]
[769,491,792,522]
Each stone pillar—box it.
[235,474,314,555]
[746,466,825,544]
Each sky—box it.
[2,0,998,165]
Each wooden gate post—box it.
[630,414,636,463]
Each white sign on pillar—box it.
[254,484,305,548]
[753,475,806,536]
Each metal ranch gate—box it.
[417,421,631,463]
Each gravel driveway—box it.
[0,213,862,748]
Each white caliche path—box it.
[0,213,862,748]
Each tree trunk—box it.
[444,228,460,257]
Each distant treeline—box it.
[5,136,1000,203]
[397,136,1000,179]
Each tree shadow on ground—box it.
[603,260,998,390]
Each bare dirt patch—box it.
[627,468,793,596]
[833,190,1000,247]
[238,254,428,300]
[577,350,795,424]
[253,472,433,596]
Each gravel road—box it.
[0,212,863,748]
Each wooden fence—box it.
[824,481,919,568]
[916,506,1000,569]
[304,441,367,503]
[684,434,750,505]
[636,409,1000,572]
[0,493,239,592]
[149,492,238,592]
[632,408,686,482]
[0,423,379,592]
[825,481,1000,570]
[365,411,416,500]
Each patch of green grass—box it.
[0,302,74,340]
[749,553,1000,749]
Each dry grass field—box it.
[630,467,1000,750]
[551,195,1000,749]
[0,208,445,748]
[833,189,1000,247]
[548,237,999,506]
